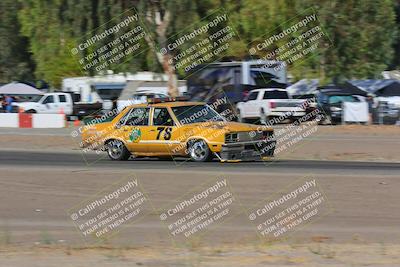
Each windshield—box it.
[263,90,289,99]
[172,105,225,125]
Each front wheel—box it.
[188,140,213,162]
[107,140,131,160]
[319,114,334,125]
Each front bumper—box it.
[219,140,276,161]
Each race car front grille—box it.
[225,130,274,144]
[225,133,239,143]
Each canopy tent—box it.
[321,84,368,96]
[287,80,368,97]
[286,79,319,96]
[0,82,43,95]
[374,82,400,97]
[345,80,400,96]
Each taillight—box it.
[269,101,276,109]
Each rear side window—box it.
[263,90,289,99]
[247,92,259,101]
[59,95,67,103]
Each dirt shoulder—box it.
[0,243,399,267]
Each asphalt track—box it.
[1,148,400,247]
[1,150,399,175]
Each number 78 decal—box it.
[156,127,172,140]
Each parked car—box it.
[12,92,102,119]
[373,100,400,124]
[313,89,361,124]
[236,88,306,124]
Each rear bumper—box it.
[269,111,306,117]
[219,140,276,161]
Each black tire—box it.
[106,140,131,160]
[25,109,37,113]
[323,115,335,125]
[188,139,213,162]
[158,156,173,161]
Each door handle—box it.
[150,129,156,132]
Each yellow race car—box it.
[81,99,276,162]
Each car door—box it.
[242,91,259,117]
[40,95,58,113]
[144,107,181,154]
[58,94,73,115]
[120,107,151,153]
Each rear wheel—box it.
[188,140,213,162]
[106,140,131,160]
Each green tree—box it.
[13,0,399,88]
[18,0,82,88]
[308,0,398,82]
[0,0,35,83]
[236,0,398,83]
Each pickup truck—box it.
[236,88,306,124]
[13,92,102,119]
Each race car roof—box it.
[125,101,205,108]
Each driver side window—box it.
[153,108,174,126]
[42,96,54,104]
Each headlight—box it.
[225,133,238,143]
[330,106,342,112]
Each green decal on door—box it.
[129,128,141,143]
